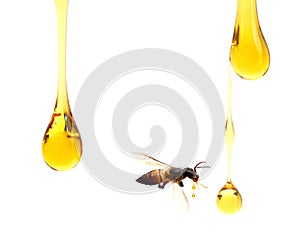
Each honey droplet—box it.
[42,112,82,171]
[230,0,270,80]
[191,182,196,198]
[216,181,242,214]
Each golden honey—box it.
[216,181,242,214]
[191,182,196,198]
[42,0,82,171]
[230,0,270,80]
[216,68,242,214]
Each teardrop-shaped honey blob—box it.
[216,181,242,214]
[42,111,82,171]
[230,0,270,80]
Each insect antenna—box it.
[193,161,211,172]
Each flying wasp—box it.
[135,153,210,210]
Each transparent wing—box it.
[172,183,189,211]
[132,152,172,169]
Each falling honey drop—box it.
[42,0,82,171]
[230,0,270,80]
[191,182,196,198]
[216,181,242,214]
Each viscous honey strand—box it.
[42,0,82,171]
[216,67,242,214]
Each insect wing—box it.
[132,152,172,169]
[172,183,189,211]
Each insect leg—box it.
[158,179,170,189]
[196,180,208,189]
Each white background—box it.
[1,0,300,239]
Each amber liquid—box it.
[191,182,196,198]
[42,0,82,171]
[216,68,242,214]
[216,181,242,214]
[230,0,270,80]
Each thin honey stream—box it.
[42,0,82,171]
[216,68,242,214]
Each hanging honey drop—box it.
[42,0,82,171]
[42,111,82,171]
[216,117,242,214]
[216,181,242,214]
[230,0,270,80]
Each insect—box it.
[135,153,210,210]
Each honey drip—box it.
[230,0,270,80]
[216,68,242,214]
[42,0,82,171]
[191,182,196,198]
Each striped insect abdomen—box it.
[136,169,166,185]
